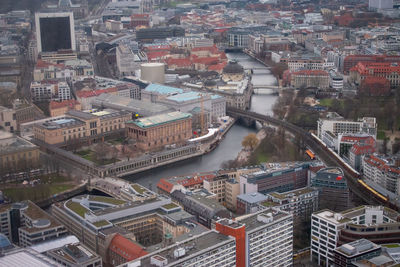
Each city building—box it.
[349,62,400,89]
[76,87,118,110]
[0,248,60,266]
[123,208,293,267]
[91,93,173,117]
[136,26,185,41]
[363,154,400,195]
[35,12,76,53]
[349,143,376,172]
[236,192,267,215]
[261,187,319,221]
[141,83,184,103]
[108,234,148,266]
[329,70,344,91]
[317,114,377,139]
[33,109,131,145]
[43,241,102,267]
[52,192,201,265]
[311,206,400,267]
[343,55,400,74]
[333,239,382,267]
[30,81,71,102]
[218,209,293,267]
[0,201,67,247]
[116,45,136,76]
[0,99,43,133]
[311,167,349,211]
[122,230,237,267]
[337,133,376,157]
[0,131,40,175]
[49,99,81,117]
[225,178,240,211]
[239,162,310,195]
[126,111,192,151]
[287,55,325,72]
[171,189,230,228]
[290,70,329,89]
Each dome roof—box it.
[223,61,244,74]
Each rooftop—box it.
[144,84,184,95]
[166,91,206,103]
[128,111,192,128]
[0,132,38,155]
[238,209,291,232]
[237,192,267,204]
[134,231,234,266]
[335,239,380,257]
[47,243,100,265]
[0,248,59,266]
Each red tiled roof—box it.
[291,70,329,76]
[166,57,192,67]
[76,87,117,98]
[109,234,147,261]
[157,178,174,193]
[208,61,227,71]
[36,60,64,69]
[147,51,169,61]
[350,143,375,156]
[49,99,80,109]
[192,56,220,65]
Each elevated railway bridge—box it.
[227,107,399,211]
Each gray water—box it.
[127,53,278,188]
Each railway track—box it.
[227,108,398,210]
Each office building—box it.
[52,192,202,264]
[317,115,377,139]
[311,167,349,211]
[311,206,400,267]
[333,239,381,267]
[35,12,76,53]
[136,26,185,41]
[0,248,60,266]
[0,100,42,133]
[126,111,192,151]
[49,99,81,117]
[0,201,67,247]
[261,187,319,221]
[239,162,310,195]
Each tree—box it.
[242,133,258,150]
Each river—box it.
[126,53,278,189]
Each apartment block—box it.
[317,115,377,139]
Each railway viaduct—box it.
[227,107,398,210]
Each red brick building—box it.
[343,55,400,74]
[108,234,148,266]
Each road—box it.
[227,107,388,208]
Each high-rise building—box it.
[311,206,400,267]
[311,167,349,211]
[35,12,76,53]
[369,0,393,10]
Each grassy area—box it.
[383,244,400,248]
[318,98,345,108]
[89,195,126,205]
[2,184,74,202]
[256,153,269,163]
[66,201,89,217]
[75,149,119,165]
[261,201,277,207]
[162,203,179,210]
[377,130,386,140]
[132,184,146,194]
[93,220,110,227]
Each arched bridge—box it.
[227,107,398,210]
